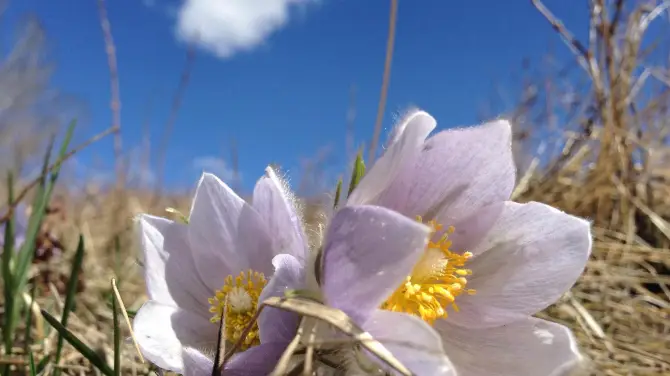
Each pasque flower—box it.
[133,167,309,373]
[344,109,592,376]
[183,203,456,376]
[0,203,29,253]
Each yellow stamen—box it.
[208,269,267,350]
[381,217,476,325]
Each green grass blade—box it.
[4,140,52,361]
[53,235,85,376]
[16,119,75,288]
[2,172,16,354]
[112,288,121,376]
[36,355,50,374]
[50,120,76,178]
[41,309,114,376]
[113,235,121,288]
[24,283,37,353]
[28,352,37,376]
[12,136,53,296]
[12,121,76,339]
[333,178,343,208]
[347,151,366,198]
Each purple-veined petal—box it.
[450,201,592,328]
[133,301,215,373]
[235,204,275,276]
[188,173,246,291]
[182,347,213,376]
[258,254,304,343]
[136,214,212,317]
[376,119,515,222]
[361,310,455,376]
[182,342,289,376]
[437,317,582,376]
[348,111,436,206]
[322,205,430,324]
[252,166,308,261]
[225,342,289,375]
[436,202,505,255]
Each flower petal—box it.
[258,254,304,343]
[437,202,505,254]
[133,301,215,373]
[348,110,436,206]
[136,214,211,317]
[183,343,287,376]
[235,204,275,276]
[451,201,592,328]
[0,203,29,252]
[361,310,455,376]
[252,166,307,261]
[188,173,246,291]
[182,347,213,376]
[437,317,582,376]
[322,205,430,324]
[183,342,288,376]
[225,342,288,375]
[377,119,515,222]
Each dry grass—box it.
[2,0,670,375]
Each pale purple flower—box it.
[345,109,592,376]
[183,204,455,376]
[0,203,29,253]
[132,167,308,374]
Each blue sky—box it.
[2,0,590,194]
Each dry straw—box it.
[2,0,670,375]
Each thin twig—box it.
[221,303,267,368]
[211,300,227,375]
[96,0,124,188]
[155,47,196,190]
[264,297,412,376]
[530,0,602,88]
[111,278,144,363]
[302,322,316,376]
[345,83,357,163]
[230,138,241,192]
[270,321,304,376]
[0,125,118,224]
[367,0,398,166]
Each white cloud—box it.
[176,0,314,58]
[192,156,241,183]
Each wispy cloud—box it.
[175,0,315,58]
[192,156,241,184]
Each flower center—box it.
[208,270,267,350]
[381,217,476,324]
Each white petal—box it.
[252,166,308,261]
[136,214,211,317]
[451,201,592,328]
[362,310,455,376]
[188,172,246,291]
[377,119,515,221]
[133,301,215,373]
[347,110,436,206]
[437,317,583,376]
